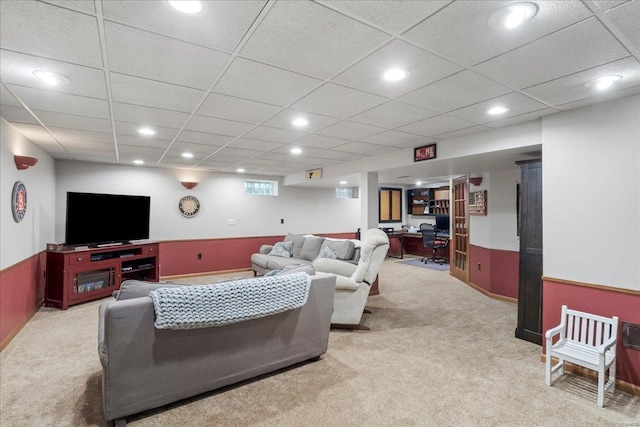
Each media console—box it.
[45,242,159,310]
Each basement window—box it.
[244,180,278,196]
[336,187,359,199]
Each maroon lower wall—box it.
[543,279,640,388]
[469,245,519,299]
[159,232,357,277]
[0,252,46,349]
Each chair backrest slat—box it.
[587,319,595,345]
[559,305,618,350]
[580,317,588,344]
[567,314,574,340]
[596,320,603,345]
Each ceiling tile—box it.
[473,18,630,89]
[3,123,61,146]
[112,103,191,129]
[292,83,387,119]
[307,150,360,161]
[101,1,267,52]
[105,22,230,90]
[0,0,103,67]
[170,141,226,154]
[49,127,113,144]
[604,1,640,51]
[64,147,116,158]
[253,152,292,162]
[594,1,633,12]
[319,0,449,34]
[115,135,171,149]
[110,73,205,113]
[41,1,95,14]
[34,110,112,133]
[447,93,550,124]
[72,154,119,164]
[293,134,349,150]
[0,86,22,107]
[434,125,492,140]
[399,70,512,113]
[359,129,424,146]
[215,147,263,159]
[523,57,640,107]
[332,39,462,98]
[0,50,107,99]
[397,115,477,137]
[316,120,386,140]
[185,115,253,137]
[114,121,179,140]
[556,85,640,111]
[486,108,558,128]
[240,1,390,79]
[176,130,235,146]
[404,1,593,67]
[243,126,307,143]
[0,106,38,125]
[332,141,388,154]
[229,138,283,152]
[349,100,438,129]
[5,84,110,119]
[117,145,167,157]
[214,58,323,106]
[262,109,341,133]
[197,93,281,124]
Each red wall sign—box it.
[414,144,437,162]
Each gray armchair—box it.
[312,228,389,329]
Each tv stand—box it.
[45,242,159,310]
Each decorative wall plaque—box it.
[178,195,200,218]
[414,143,437,162]
[11,181,27,222]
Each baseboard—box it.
[540,354,640,397]
[467,280,517,304]
[0,300,42,352]
[161,268,252,280]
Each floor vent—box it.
[622,322,640,351]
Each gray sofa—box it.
[251,233,359,276]
[98,273,336,424]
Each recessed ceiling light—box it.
[182,152,194,158]
[416,181,422,186]
[290,147,303,155]
[339,181,347,185]
[291,118,309,127]
[486,106,510,115]
[381,68,409,82]
[488,2,538,30]
[133,160,144,165]
[167,1,206,15]
[32,70,70,86]
[585,75,622,90]
[138,127,156,136]
[237,168,246,173]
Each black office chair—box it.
[419,224,449,264]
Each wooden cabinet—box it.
[45,242,159,309]
[515,160,543,345]
[407,187,450,215]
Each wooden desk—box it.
[401,233,450,261]
[385,231,404,259]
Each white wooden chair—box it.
[545,305,618,407]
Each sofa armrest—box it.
[116,280,185,300]
[312,258,357,278]
[259,245,273,254]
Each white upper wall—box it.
[54,160,361,243]
[0,119,55,270]
[543,95,640,291]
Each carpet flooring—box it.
[1,257,639,426]
[399,258,450,271]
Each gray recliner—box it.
[312,228,389,329]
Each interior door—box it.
[452,175,469,283]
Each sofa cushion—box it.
[299,236,324,261]
[279,264,315,276]
[268,241,293,257]
[266,256,312,270]
[116,280,185,300]
[320,239,355,260]
[318,245,337,259]
[284,233,306,258]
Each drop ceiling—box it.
[1,0,639,186]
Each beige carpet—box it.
[1,257,639,426]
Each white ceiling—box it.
[1,0,639,186]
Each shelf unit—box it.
[45,242,159,309]
[468,190,487,216]
[407,187,450,216]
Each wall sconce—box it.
[14,155,38,170]
[181,181,198,190]
[470,177,483,186]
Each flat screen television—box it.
[65,192,150,247]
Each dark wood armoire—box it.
[515,159,543,345]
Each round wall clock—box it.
[178,195,200,218]
[11,181,27,222]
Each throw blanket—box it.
[149,272,311,330]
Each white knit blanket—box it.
[149,273,311,330]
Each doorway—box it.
[452,175,469,283]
